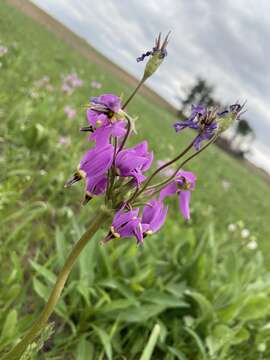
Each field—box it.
[1,2,270,359]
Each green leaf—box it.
[1,309,17,340]
[92,324,112,360]
[139,324,160,360]
[184,327,207,359]
[239,295,270,321]
[30,260,57,284]
[117,304,166,323]
[76,337,94,360]
[141,290,189,308]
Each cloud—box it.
[32,0,270,170]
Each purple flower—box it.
[104,208,143,244]
[142,199,168,236]
[65,144,114,187]
[62,72,83,95]
[174,105,218,150]
[160,171,196,220]
[115,141,153,186]
[83,175,107,205]
[85,93,126,144]
[59,136,71,146]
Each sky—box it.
[32,0,270,173]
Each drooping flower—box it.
[160,171,196,220]
[83,175,107,205]
[65,144,114,187]
[174,105,218,150]
[115,141,153,186]
[104,208,143,244]
[142,199,168,236]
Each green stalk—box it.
[128,138,195,203]
[3,209,109,360]
[145,135,219,194]
[122,76,146,109]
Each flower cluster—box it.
[65,90,198,244]
[62,72,83,95]
[33,75,54,92]
[65,34,242,245]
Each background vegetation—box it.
[1,3,270,359]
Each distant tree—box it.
[231,118,255,155]
[179,77,218,115]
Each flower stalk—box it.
[3,209,110,360]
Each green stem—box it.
[3,209,109,360]
[122,76,146,109]
[146,135,219,194]
[128,138,195,203]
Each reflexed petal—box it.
[178,191,191,220]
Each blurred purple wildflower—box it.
[91,80,102,89]
[64,105,77,120]
[62,72,83,95]
[0,45,8,57]
[59,136,71,146]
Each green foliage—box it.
[1,2,270,359]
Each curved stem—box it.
[146,135,218,194]
[3,210,109,360]
[122,77,146,109]
[117,113,131,154]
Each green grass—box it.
[1,2,270,359]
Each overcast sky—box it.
[32,0,270,172]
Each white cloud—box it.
[32,0,270,172]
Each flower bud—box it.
[137,32,170,80]
[217,103,244,133]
